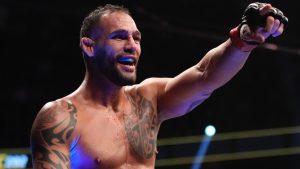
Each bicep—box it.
[31,100,77,169]
[31,138,70,169]
[158,66,213,121]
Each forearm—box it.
[158,39,251,119]
[196,38,251,90]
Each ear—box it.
[80,37,95,57]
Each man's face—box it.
[92,11,141,86]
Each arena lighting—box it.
[205,125,216,137]
[0,154,29,169]
[190,125,216,169]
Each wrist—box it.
[229,27,257,52]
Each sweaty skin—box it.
[31,4,285,169]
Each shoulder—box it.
[127,77,171,96]
[31,99,78,139]
[38,99,76,116]
[139,77,170,86]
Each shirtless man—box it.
[30,3,287,169]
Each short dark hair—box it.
[80,4,130,39]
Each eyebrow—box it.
[107,29,142,39]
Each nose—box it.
[124,36,139,54]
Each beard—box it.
[94,48,137,86]
[105,64,136,86]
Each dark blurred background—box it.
[1,0,300,168]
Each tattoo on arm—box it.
[125,91,159,159]
[31,100,77,169]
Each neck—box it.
[75,71,126,109]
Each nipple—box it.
[96,157,101,165]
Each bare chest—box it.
[70,112,127,168]
[70,101,159,169]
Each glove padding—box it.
[242,2,288,32]
[230,2,288,52]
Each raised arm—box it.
[157,3,288,121]
[30,99,77,169]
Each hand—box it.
[230,2,288,52]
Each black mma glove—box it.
[230,2,288,52]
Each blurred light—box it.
[191,135,212,169]
[0,154,29,168]
[190,125,216,169]
[205,125,216,136]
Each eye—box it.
[133,36,141,43]
[111,34,128,40]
